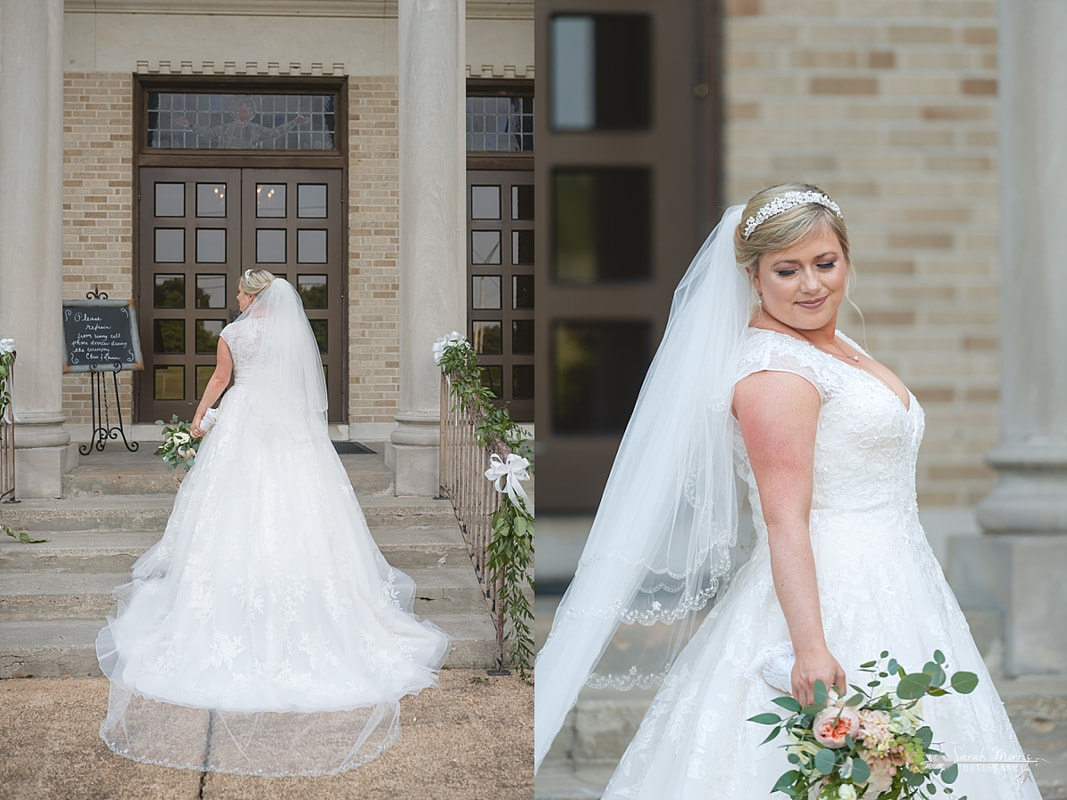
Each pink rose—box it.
[812,705,860,749]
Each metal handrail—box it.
[438,374,507,668]
[1,352,16,503]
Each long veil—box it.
[535,206,752,770]
[236,278,328,426]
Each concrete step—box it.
[0,526,472,573]
[0,612,500,677]
[0,567,488,622]
[62,451,397,498]
[0,493,455,532]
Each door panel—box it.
[467,170,535,422]
[138,167,345,422]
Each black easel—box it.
[79,289,138,455]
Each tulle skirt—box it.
[601,510,1042,799]
[96,384,449,775]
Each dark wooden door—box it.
[137,167,345,422]
[467,169,535,422]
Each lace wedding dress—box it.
[601,328,1041,799]
[96,282,449,775]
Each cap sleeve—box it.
[734,329,835,403]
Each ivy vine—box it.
[436,335,534,681]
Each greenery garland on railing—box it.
[435,332,535,681]
[0,338,15,424]
[0,339,47,542]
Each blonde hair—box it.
[239,269,275,296]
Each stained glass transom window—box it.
[147,93,336,150]
[466,96,534,152]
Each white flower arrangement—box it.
[432,331,470,365]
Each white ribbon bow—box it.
[484,453,532,512]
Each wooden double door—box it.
[137,167,345,422]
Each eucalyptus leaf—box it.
[896,672,932,699]
[950,671,979,694]
[760,725,782,745]
[941,762,959,783]
[917,726,934,747]
[813,679,828,705]
[850,755,871,783]
[903,769,925,786]
[748,712,782,726]
[814,747,837,775]
[772,770,800,792]
[772,696,803,713]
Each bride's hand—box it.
[190,413,204,438]
[791,647,846,708]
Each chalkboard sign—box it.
[62,299,143,373]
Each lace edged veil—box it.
[534,206,752,771]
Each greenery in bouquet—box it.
[749,650,978,800]
[154,414,201,471]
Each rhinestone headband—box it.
[741,191,843,240]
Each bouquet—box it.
[154,410,216,470]
[749,650,978,800]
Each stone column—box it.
[967,0,1067,674]
[387,0,467,496]
[0,0,75,498]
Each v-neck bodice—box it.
[732,327,924,532]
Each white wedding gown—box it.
[97,311,449,775]
[602,329,1041,799]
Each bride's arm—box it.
[733,369,846,707]
[190,338,234,437]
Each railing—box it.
[1,352,16,503]
[439,374,507,669]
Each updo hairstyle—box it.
[239,269,275,297]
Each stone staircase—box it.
[0,446,499,678]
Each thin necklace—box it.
[810,339,860,362]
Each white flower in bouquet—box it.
[432,331,468,365]
[0,338,14,354]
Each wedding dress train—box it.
[96,281,449,775]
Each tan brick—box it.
[889,129,955,147]
[926,155,994,172]
[810,76,879,95]
[725,0,759,17]
[791,50,860,69]
[963,26,997,45]
[889,25,955,44]
[868,51,896,69]
[862,260,916,276]
[727,102,761,120]
[921,104,993,121]
[961,77,997,95]
[888,233,954,250]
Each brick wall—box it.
[723,0,1000,507]
[62,74,135,425]
[60,74,404,431]
[347,78,402,429]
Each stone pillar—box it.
[0,0,76,498]
[967,0,1067,674]
[387,0,467,496]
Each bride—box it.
[534,185,1041,798]
[96,269,449,776]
